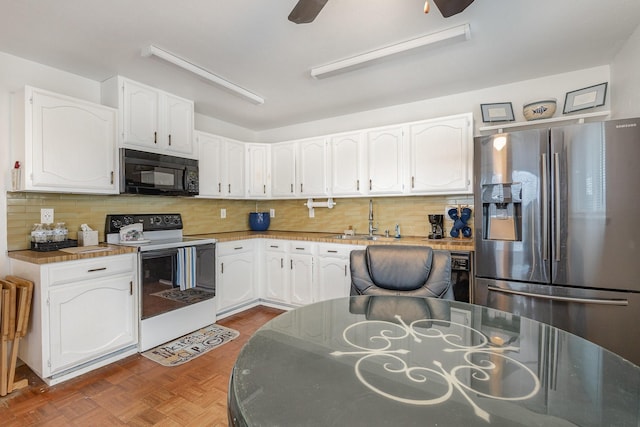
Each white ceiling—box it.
[1,0,639,131]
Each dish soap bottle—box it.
[394,224,401,238]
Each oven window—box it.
[140,245,216,319]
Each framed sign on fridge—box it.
[563,82,608,114]
[480,102,515,123]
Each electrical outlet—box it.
[41,208,54,224]
[221,208,226,219]
[270,209,275,218]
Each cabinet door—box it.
[164,93,194,156]
[330,132,366,196]
[298,138,328,196]
[217,248,255,312]
[367,126,404,194]
[246,144,270,198]
[271,143,297,197]
[48,273,136,373]
[122,80,160,148]
[197,132,224,197]
[264,251,289,303]
[224,139,245,197]
[408,114,472,194]
[317,257,351,302]
[30,89,117,193]
[290,253,314,306]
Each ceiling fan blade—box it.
[432,0,474,17]
[288,0,329,24]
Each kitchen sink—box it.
[324,234,399,242]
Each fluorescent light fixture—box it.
[310,23,471,79]
[141,45,264,105]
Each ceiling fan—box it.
[288,0,474,24]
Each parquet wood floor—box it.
[0,305,284,426]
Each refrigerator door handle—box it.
[541,153,549,261]
[553,152,561,262]
[487,286,629,306]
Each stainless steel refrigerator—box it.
[474,118,640,365]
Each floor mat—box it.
[141,324,239,366]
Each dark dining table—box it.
[228,296,640,426]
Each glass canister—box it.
[53,222,68,242]
[30,224,47,243]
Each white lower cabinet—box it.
[316,244,364,302]
[262,240,315,307]
[10,254,138,385]
[216,240,257,316]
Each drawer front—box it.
[288,241,315,254]
[217,240,254,256]
[264,239,288,252]
[318,244,363,258]
[47,254,136,286]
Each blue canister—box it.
[249,212,270,231]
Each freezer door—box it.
[475,277,640,365]
[474,129,550,283]
[551,119,640,292]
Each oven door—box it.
[140,244,215,319]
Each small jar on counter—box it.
[53,222,68,242]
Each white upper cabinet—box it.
[330,132,366,196]
[297,137,328,197]
[271,142,297,197]
[196,131,244,198]
[366,125,405,195]
[408,113,473,194]
[11,86,118,194]
[102,76,195,158]
[246,143,270,198]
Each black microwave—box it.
[120,148,199,196]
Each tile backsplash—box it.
[6,193,473,251]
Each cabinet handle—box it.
[168,134,172,146]
[228,184,231,193]
[344,265,347,276]
[411,176,415,188]
[300,183,303,193]
[290,183,293,193]
[290,259,293,269]
[263,184,266,194]
[221,262,224,274]
[369,179,372,190]
[130,281,133,295]
[356,180,359,191]
[327,250,338,253]
[281,258,284,268]
[88,267,107,272]
[234,246,243,250]
[218,183,221,193]
[154,131,157,144]
[270,245,279,248]
[110,171,114,185]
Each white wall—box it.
[255,66,611,142]
[611,23,640,119]
[0,52,101,273]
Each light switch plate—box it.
[41,208,54,224]
[270,209,275,218]
[221,208,227,219]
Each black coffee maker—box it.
[428,214,444,239]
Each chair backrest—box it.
[350,245,453,299]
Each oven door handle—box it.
[141,248,179,259]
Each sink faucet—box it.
[368,199,377,237]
